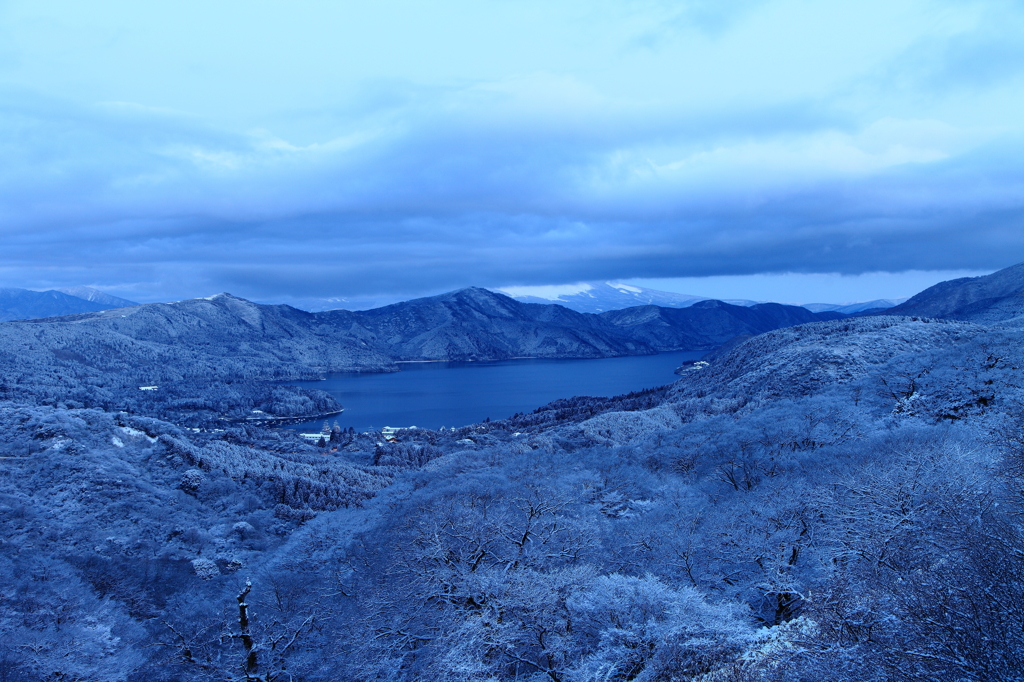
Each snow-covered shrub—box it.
[179,469,205,495]
[190,558,219,580]
[577,405,682,446]
[566,573,756,682]
[231,521,256,539]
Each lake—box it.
[287,350,704,433]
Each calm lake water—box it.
[288,350,704,433]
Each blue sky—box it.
[1,0,1021,305]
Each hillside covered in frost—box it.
[3,264,1024,681]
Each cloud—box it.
[2,82,1023,301]
[1,1,1023,301]
[626,0,771,45]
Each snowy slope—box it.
[54,286,137,309]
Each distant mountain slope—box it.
[258,293,409,312]
[495,281,757,313]
[0,288,120,321]
[54,286,137,308]
[600,299,845,351]
[885,262,1024,322]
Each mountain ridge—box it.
[802,298,905,314]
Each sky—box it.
[1,0,1022,306]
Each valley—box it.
[1,264,1024,681]
[0,287,842,427]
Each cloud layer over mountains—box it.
[1,0,1023,301]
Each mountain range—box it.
[1,280,906,322]
[0,287,843,380]
[494,280,904,315]
[0,287,841,425]
[6,258,1024,427]
[1,262,1022,429]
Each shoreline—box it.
[395,356,541,364]
[223,409,344,427]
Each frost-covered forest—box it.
[3,265,1024,680]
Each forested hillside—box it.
[0,294,390,425]
[887,261,1024,321]
[599,300,842,351]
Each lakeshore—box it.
[287,350,704,433]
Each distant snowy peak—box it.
[495,281,758,314]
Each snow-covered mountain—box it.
[801,298,906,314]
[0,287,137,321]
[494,281,758,313]
[258,293,410,312]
